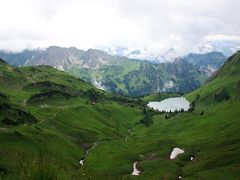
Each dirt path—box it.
[38,108,65,124]
[125,129,132,142]
[79,142,98,167]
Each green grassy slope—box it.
[0,50,239,179]
[0,59,144,179]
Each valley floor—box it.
[1,97,239,179]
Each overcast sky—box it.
[0,0,239,53]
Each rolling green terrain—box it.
[0,51,239,179]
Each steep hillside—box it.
[188,50,240,101]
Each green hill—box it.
[0,50,239,179]
[0,58,144,179]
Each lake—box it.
[147,97,190,112]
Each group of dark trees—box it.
[164,109,186,119]
[214,87,230,102]
[188,100,196,112]
[139,108,156,127]
[84,89,103,104]
[107,94,145,107]
[24,81,84,97]
[144,92,184,97]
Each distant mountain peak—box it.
[197,40,240,56]
[162,48,179,62]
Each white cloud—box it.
[205,34,240,41]
[0,0,239,53]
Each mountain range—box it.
[0,46,227,96]
[103,40,239,62]
[103,46,180,63]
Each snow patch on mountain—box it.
[161,48,179,62]
[197,40,240,56]
[162,81,175,92]
[127,48,158,61]
[56,65,64,71]
[93,79,105,90]
[102,46,180,63]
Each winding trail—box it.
[125,129,132,142]
[39,108,65,124]
[79,142,98,167]
[22,99,27,107]
[78,127,133,168]
[79,127,133,168]
[124,128,142,176]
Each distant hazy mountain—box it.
[160,48,179,62]
[183,52,227,75]
[0,46,213,96]
[103,40,239,62]
[0,46,118,70]
[127,49,158,62]
[197,40,240,56]
[127,48,180,63]
[103,46,179,63]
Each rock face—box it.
[0,47,115,70]
[0,46,213,96]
